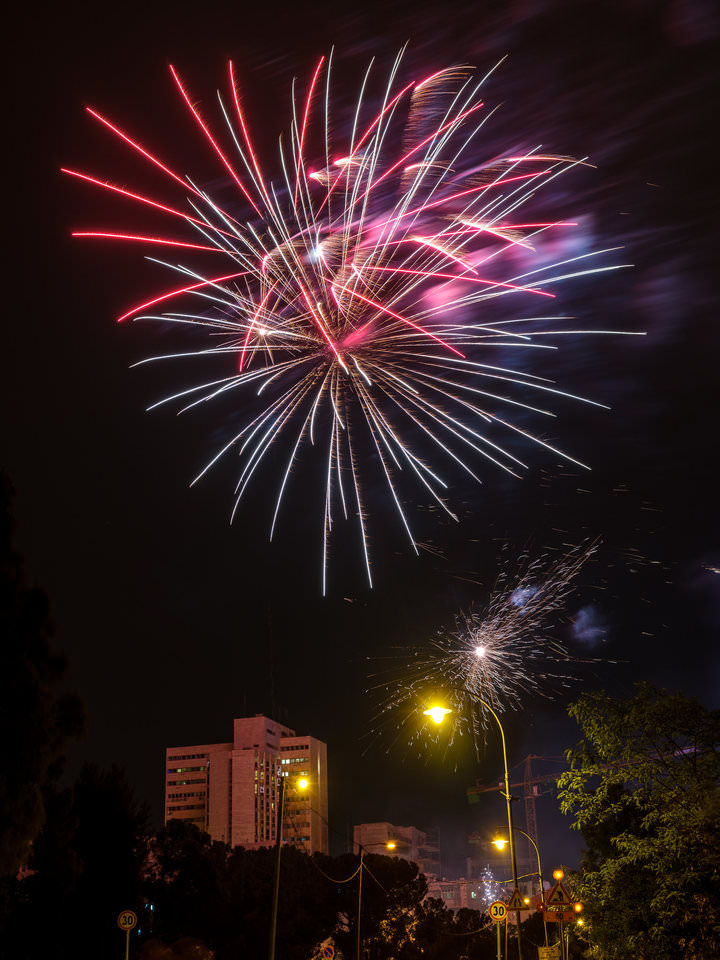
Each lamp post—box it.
[424,697,524,960]
[268,772,309,960]
[356,847,365,960]
[493,830,548,948]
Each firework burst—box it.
[64,51,638,590]
[369,540,606,755]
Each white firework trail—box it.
[64,51,641,591]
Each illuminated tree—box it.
[559,684,720,959]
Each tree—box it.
[0,473,85,876]
[558,684,720,959]
[146,820,230,948]
[1,763,149,959]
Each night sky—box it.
[6,0,718,876]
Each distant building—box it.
[467,828,537,898]
[426,877,486,910]
[353,822,440,877]
[425,876,540,918]
[164,714,328,854]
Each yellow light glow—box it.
[553,868,564,881]
[573,902,583,913]
[298,778,309,790]
[423,706,451,724]
[577,919,585,926]
[523,898,530,904]
[493,838,507,850]
[386,841,396,850]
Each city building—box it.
[426,877,488,910]
[353,822,440,877]
[164,714,328,854]
[425,877,540,918]
[466,828,536,897]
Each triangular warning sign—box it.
[546,881,572,907]
[506,888,524,910]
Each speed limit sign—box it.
[490,900,508,922]
[118,910,137,931]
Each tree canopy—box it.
[0,473,85,878]
[558,684,720,960]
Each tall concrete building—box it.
[164,715,328,854]
[353,822,441,877]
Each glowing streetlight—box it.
[493,829,548,947]
[269,774,310,960]
[553,868,564,881]
[423,705,452,724]
[423,698,524,960]
[386,841,397,850]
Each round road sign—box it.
[118,910,137,931]
[489,900,508,923]
[321,946,335,959]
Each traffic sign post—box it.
[538,944,561,960]
[321,946,335,960]
[545,879,573,909]
[118,910,137,960]
[506,888,525,912]
[544,874,575,960]
[542,906,575,923]
[489,901,507,960]
[489,900,508,923]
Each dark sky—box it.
[6,0,718,876]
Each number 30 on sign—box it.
[490,901,508,922]
[118,910,137,931]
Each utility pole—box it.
[268,772,286,960]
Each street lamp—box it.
[493,829,549,947]
[424,697,524,960]
[268,773,309,960]
[423,706,452,724]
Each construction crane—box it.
[467,755,567,878]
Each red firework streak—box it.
[64,53,630,590]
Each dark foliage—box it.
[1,763,149,959]
[0,473,85,877]
[559,684,720,959]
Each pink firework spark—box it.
[65,51,638,591]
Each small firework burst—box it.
[369,540,605,756]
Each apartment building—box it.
[353,821,441,877]
[164,714,328,854]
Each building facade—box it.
[353,822,441,877]
[164,714,328,854]
[467,829,536,897]
[425,876,541,917]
